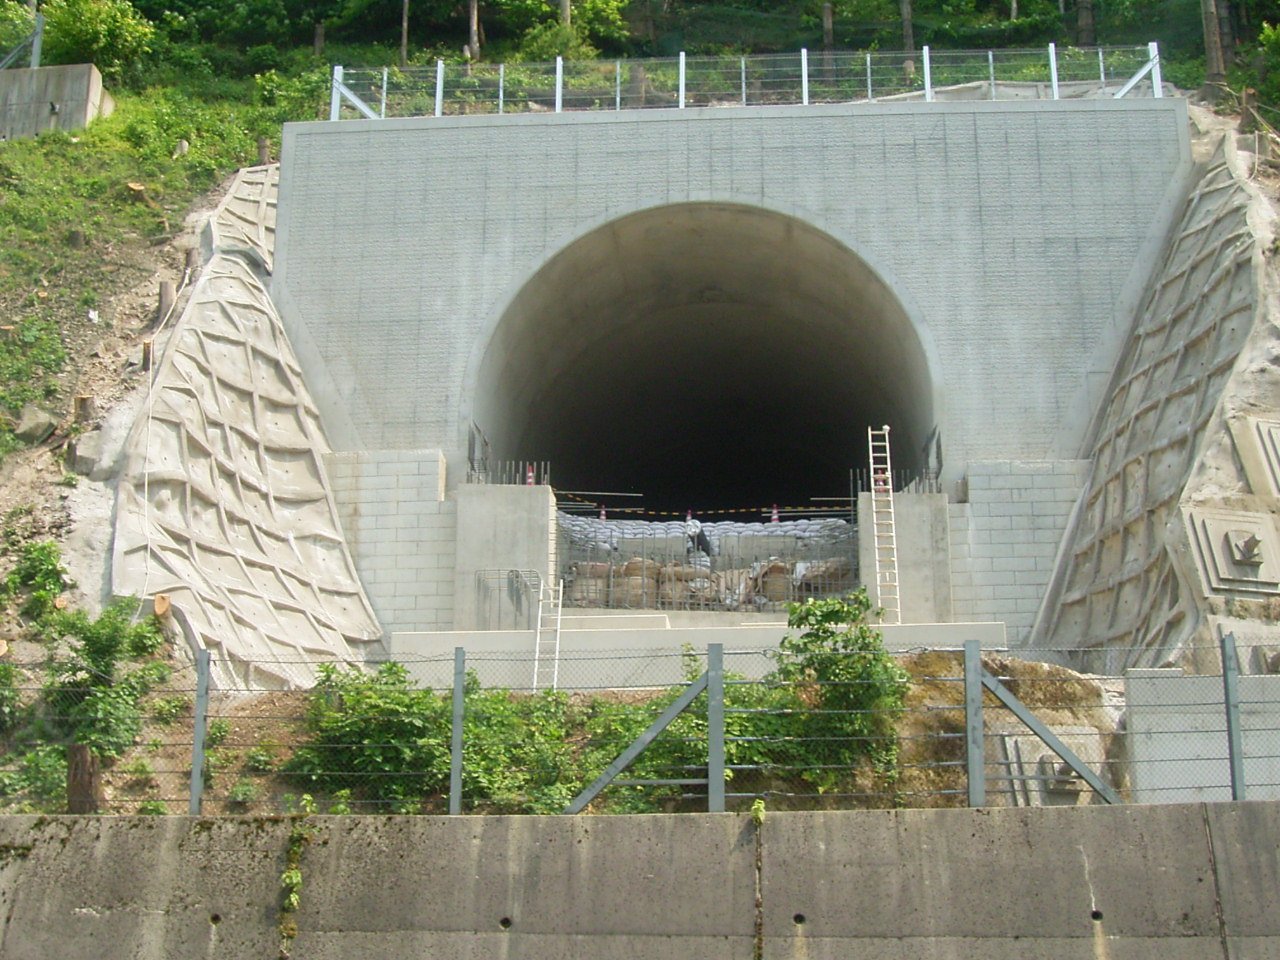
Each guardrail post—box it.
[679,51,686,108]
[30,13,42,69]
[1048,42,1059,99]
[707,644,725,813]
[963,639,985,807]
[380,66,388,118]
[329,65,343,120]
[922,45,933,102]
[449,646,466,814]
[1220,631,1246,801]
[188,648,210,815]
[988,50,996,99]
[801,47,809,105]
[434,59,445,116]
[1149,41,1162,97]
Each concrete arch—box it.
[468,202,941,511]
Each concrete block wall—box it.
[949,460,1091,643]
[325,450,456,632]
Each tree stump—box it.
[66,744,103,814]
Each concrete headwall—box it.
[274,99,1191,480]
[0,64,113,140]
[1,803,1275,958]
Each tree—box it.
[900,0,913,52]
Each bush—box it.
[769,590,909,781]
[39,0,155,80]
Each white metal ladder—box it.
[532,579,564,692]
[868,425,901,625]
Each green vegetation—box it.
[0,541,170,812]
[283,591,908,814]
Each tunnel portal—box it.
[472,203,937,514]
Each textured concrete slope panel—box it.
[1035,136,1275,669]
[273,100,1191,476]
[112,253,382,689]
[206,163,278,270]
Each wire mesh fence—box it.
[2,634,1274,816]
[0,676,197,815]
[332,43,1161,121]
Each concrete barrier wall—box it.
[0,803,1274,959]
[0,64,112,140]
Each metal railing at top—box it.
[329,42,1164,122]
[0,13,42,71]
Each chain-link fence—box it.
[4,633,1274,816]
[331,43,1161,121]
[0,673,197,815]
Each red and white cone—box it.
[599,504,606,521]
[525,464,535,485]
[771,504,780,523]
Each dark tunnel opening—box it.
[471,203,937,515]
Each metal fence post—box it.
[801,47,809,105]
[1220,631,1246,801]
[449,647,466,815]
[30,13,42,69]
[329,65,343,121]
[498,63,505,114]
[1048,42,1059,100]
[434,59,445,117]
[988,50,996,99]
[615,60,621,110]
[707,644,725,813]
[1149,41,1163,97]
[922,45,933,102]
[741,56,747,106]
[865,52,872,100]
[379,66,388,118]
[963,639,985,807]
[679,51,686,108]
[555,56,563,112]
[188,648,211,815]
[1098,47,1106,92]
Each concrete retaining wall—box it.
[0,803,1275,958]
[0,64,112,140]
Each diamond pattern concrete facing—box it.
[206,164,277,271]
[113,168,382,689]
[1035,137,1275,670]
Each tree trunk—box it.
[1201,0,1226,84]
[400,0,410,69]
[1076,0,1095,45]
[469,0,480,59]
[66,744,102,814]
[822,3,834,77]
[1217,0,1235,61]
[900,0,914,53]
[313,21,325,57]
[561,0,571,28]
